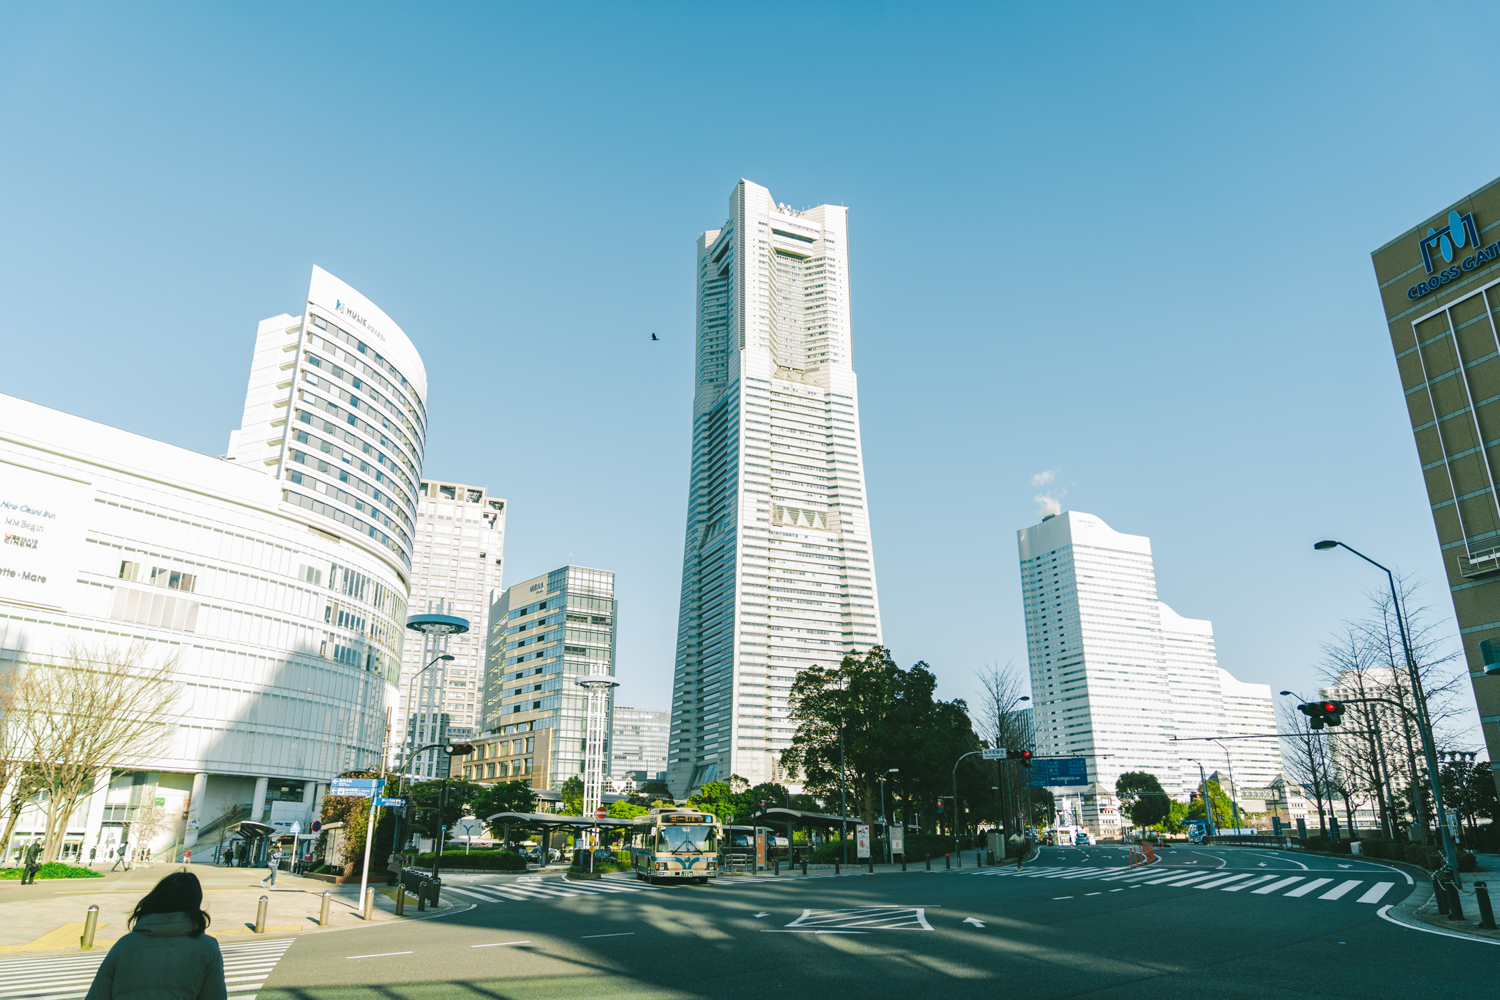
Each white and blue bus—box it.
[626,808,722,884]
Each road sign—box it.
[331,778,385,798]
[311,820,322,833]
[289,821,301,835]
[375,797,405,808]
[456,817,484,839]
[595,806,608,820]
[856,824,871,859]
[891,824,904,855]
[1025,757,1089,787]
[982,748,1005,760]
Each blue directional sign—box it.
[375,797,405,809]
[1025,757,1089,787]
[330,778,385,798]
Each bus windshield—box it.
[660,825,716,853]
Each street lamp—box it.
[1186,758,1214,837]
[1209,739,1243,833]
[1314,539,1459,873]
[878,768,898,865]
[997,695,1030,847]
[576,674,620,864]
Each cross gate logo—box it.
[1421,211,1480,274]
[1406,209,1500,301]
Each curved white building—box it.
[0,267,425,863]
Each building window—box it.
[119,561,140,582]
[524,758,533,773]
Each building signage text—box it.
[1407,210,1500,300]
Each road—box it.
[88,846,1500,998]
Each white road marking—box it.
[1319,880,1363,900]
[347,952,413,960]
[580,932,634,939]
[1195,873,1256,889]
[1285,878,1333,898]
[963,917,985,927]
[1222,875,1278,892]
[471,941,531,948]
[1253,877,1305,894]
[1357,882,1395,904]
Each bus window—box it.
[660,825,715,853]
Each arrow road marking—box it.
[963,917,985,928]
[754,912,770,918]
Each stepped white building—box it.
[1018,511,1280,833]
[668,179,883,795]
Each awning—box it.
[745,808,890,830]
[226,821,276,839]
[483,811,642,832]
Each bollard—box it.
[362,888,375,921]
[418,878,429,912]
[255,895,268,934]
[945,853,951,870]
[1433,873,1449,915]
[773,857,779,876]
[319,891,331,927]
[901,856,907,872]
[395,884,406,916]
[834,860,840,875]
[1446,879,1465,921]
[1476,881,1497,930]
[868,859,873,873]
[925,855,931,871]
[802,860,807,876]
[81,905,100,949]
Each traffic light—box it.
[1297,702,1344,729]
[936,799,944,815]
[444,743,475,756]
[1007,749,1034,768]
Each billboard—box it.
[856,824,870,859]
[0,462,93,612]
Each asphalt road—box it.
[258,845,1493,999]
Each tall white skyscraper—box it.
[668,179,883,795]
[1018,511,1280,832]
[397,479,506,776]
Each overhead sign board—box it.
[981,748,1005,760]
[1025,757,1089,787]
[375,796,404,808]
[331,778,385,798]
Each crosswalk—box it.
[444,875,662,904]
[962,864,1398,904]
[0,936,294,1000]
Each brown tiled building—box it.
[1371,180,1500,800]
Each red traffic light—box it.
[1321,702,1337,713]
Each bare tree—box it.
[1278,699,1334,835]
[0,665,47,862]
[15,642,179,862]
[1320,625,1400,837]
[977,661,1035,836]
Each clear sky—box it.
[3,3,1495,745]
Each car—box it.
[1074,831,1093,846]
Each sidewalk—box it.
[0,861,444,956]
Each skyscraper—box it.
[480,565,617,790]
[397,479,506,777]
[1018,511,1280,834]
[612,706,669,785]
[1370,182,1500,802]
[668,178,883,796]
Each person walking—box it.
[85,871,224,1000]
[20,840,43,884]
[259,845,282,889]
[89,845,97,866]
[111,837,131,872]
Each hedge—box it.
[1349,838,1478,872]
[808,832,968,865]
[411,851,528,871]
[0,862,104,880]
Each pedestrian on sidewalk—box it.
[111,837,131,872]
[260,846,283,888]
[89,845,97,866]
[85,871,224,1000]
[20,840,42,884]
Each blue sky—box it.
[2,3,1494,744]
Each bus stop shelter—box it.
[743,808,890,863]
[484,812,641,858]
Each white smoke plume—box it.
[1031,468,1064,517]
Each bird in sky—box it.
[651,332,659,341]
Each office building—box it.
[1017,511,1281,835]
[668,178,883,796]
[396,480,505,776]
[0,266,425,863]
[1371,182,1500,800]
[612,706,669,784]
[480,566,616,790]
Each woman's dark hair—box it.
[129,871,211,937]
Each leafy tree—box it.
[1185,779,1238,831]
[782,646,980,829]
[407,778,484,839]
[634,781,674,805]
[607,800,650,820]
[1115,772,1171,828]
[688,777,746,823]
[320,768,397,868]
[558,776,585,816]
[474,780,538,838]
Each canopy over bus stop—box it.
[484,811,641,855]
[743,808,891,861]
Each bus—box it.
[625,808,722,884]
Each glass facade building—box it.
[611,706,669,784]
[481,566,617,790]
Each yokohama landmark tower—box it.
[668,179,883,795]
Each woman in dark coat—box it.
[86,871,226,1000]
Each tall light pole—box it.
[1209,738,1243,833]
[996,695,1030,847]
[878,768,898,864]
[577,674,620,862]
[1314,539,1459,873]
[1186,758,1214,837]
[396,612,468,858]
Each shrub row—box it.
[0,862,103,880]
[1350,838,1478,871]
[411,850,528,871]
